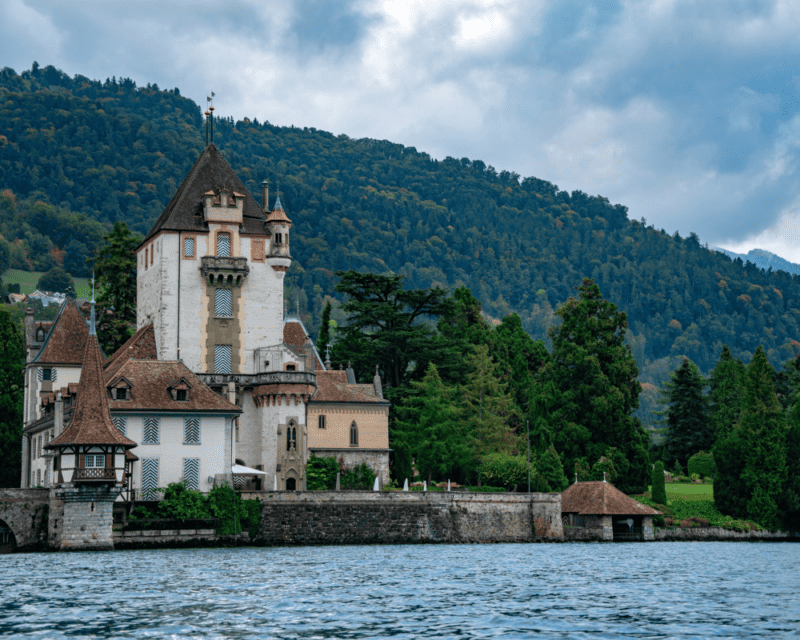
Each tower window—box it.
[350,421,358,447]
[215,345,232,374]
[274,233,283,245]
[318,415,326,429]
[215,289,232,317]
[287,421,297,451]
[184,237,195,258]
[217,233,231,257]
[85,454,105,468]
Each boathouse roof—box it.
[561,481,662,516]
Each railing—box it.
[196,371,316,387]
[200,256,250,287]
[74,468,116,481]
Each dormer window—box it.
[109,376,132,401]
[168,377,193,402]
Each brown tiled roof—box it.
[106,360,241,413]
[283,319,324,370]
[561,481,662,516]
[46,335,136,448]
[104,324,157,380]
[33,301,91,365]
[143,143,269,243]
[311,370,389,404]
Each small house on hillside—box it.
[561,480,661,541]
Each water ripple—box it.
[1,543,798,638]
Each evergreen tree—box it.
[462,344,520,459]
[397,363,472,483]
[0,307,24,487]
[536,445,568,492]
[662,358,711,468]
[651,460,667,504]
[89,221,141,354]
[539,278,650,493]
[709,345,746,443]
[317,300,333,360]
[739,346,788,529]
[779,405,800,532]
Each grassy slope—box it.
[3,269,91,298]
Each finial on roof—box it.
[274,182,283,210]
[574,472,578,484]
[324,344,332,369]
[296,295,300,318]
[603,472,606,483]
[89,271,96,336]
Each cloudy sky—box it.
[4,0,800,260]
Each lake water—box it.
[1,542,798,639]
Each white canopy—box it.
[231,464,266,475]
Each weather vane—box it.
[205,92,215,145]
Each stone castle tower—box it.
[136,143,316,489]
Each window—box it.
[150,244,154,265]
[274,233,283,245]
[183,458,200,491]
[112,417,127,436]
[318,415,326,429]
[184,236,195,258]
[215,288,232,317]
[176,389,187,402]
[215,344,232,374]
[42,368,51,381]
[286,421,297,451]
[217,233,231,257]
[350,421,358,446]
[252,238,265,261]
[184,417,200,444]
[85,454,105,468]
[141,458,159,500]
[36,469,41,486]
[143,417,160,444]
[116,388,128,400]
[285,363,296,372]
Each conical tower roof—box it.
[143,143,268,242]
[47,332,136,449]
[265,192,292,224]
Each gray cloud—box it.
[4,0,800,259]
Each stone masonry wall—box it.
[57,486,118,551]
[0,488,49,550]
[256,491,562,545]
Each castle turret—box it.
[265,193,292,274]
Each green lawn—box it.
[3,269,91,298]
[666,482,714,501]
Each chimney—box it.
[24,307,35,349]
[54,392,64,438]
[262,180,269,213]
[227,381,236,406]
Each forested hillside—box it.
[2,64,800,374]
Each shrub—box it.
[651,461,667,504]
[341,462,375,490]
[37,266,74,294]
[478,453,530,489]
[680,517,710,528]
[687,451,717,479]
[652,515,666,527]
[306,454,339,490]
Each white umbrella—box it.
[231,464,267,475]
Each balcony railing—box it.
[200,256,250,287]
[74,468,117,482]
[196,371,316,388]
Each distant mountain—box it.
[3,63,800,374]
[715,248,800,277]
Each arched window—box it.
[350,421,358,446]
[217,232,231,257]
[286,421,297,451]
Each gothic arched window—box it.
[350,421,358,447]
[287,421,297,451]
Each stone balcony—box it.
[200,256,250,287]
[196,371,316,389]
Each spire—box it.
[325,344,332,369]
[274,182,283,210]
[47,331,135,449]
[89,271,96,336]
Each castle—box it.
[20,143,391,506]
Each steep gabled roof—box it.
[283,317,325,370]
[561,481,662,516]
[103,323,157,380]
[143,143,268,242]
[32,300,91,365]
[106,360,241,413]
[311,370,389,405]
[46,334,135,449]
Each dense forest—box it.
[2,63,800,379]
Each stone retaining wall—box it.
[256,491,562,545]
[655,527,793,541]
[113,529,249,549]
[0,488,49,550]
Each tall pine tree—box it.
[539,278,650,493]
[709,345,746,444]
[661,358,711,469]
[0,307,24,487]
